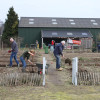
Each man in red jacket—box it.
[50,40,55,52]
[51,40,54,45]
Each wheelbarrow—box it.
[36,63,49,74]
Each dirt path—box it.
[38,50,70,87]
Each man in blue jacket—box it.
[7,38,19,67]
[53,41,65,71]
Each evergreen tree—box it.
[2,7,19,41]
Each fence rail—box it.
[78,71,100,85]
[0,72,42,86]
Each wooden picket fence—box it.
[78,71,100,85]
[0,72,42,86]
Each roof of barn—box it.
[19,17,100,28]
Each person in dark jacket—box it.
[53,41,65,71]
[20,50,35,72]
[7,38,19,67]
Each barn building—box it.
[18,17,100,49]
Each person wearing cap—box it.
[6,38,19,67]
[53,41,65,71]
[20,50,35,72]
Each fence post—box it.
[2,41,3,51]
[0,36,1,50]
[72,57,78,86]
[43,57,46,86]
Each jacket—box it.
[53,43,64,55]
[11,41,18,53]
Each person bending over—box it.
[53,41,65,71]
[20,50,35,72]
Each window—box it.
[52,32,58,35]
[82,33,88,35]
[90,20,95,22]
[52,19,56,21]
[70,22,76,25]
[52,22,58,24]
[93,23,98,25]
[29,19,34,21]
[69,19,74,21]
[67,32,73,35]
[29,22,34,24]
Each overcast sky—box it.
[0,0,100,22]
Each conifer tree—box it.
[2,7,19,41]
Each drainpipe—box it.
[42,38,43,48]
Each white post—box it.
[72,57,78,86]
[43,57,46,86]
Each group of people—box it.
[7,38,35,72]
[7,37,65,72]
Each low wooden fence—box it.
[78,71,100,85]
[0,72,42,86]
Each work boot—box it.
[56,67,63,71]
[17,64,20,67]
